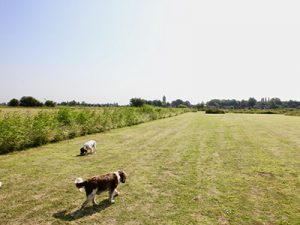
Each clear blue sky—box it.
[1,0,300,105]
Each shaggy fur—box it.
[75,170,127,209]
[80,140,96,155]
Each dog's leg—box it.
[109,189,117,203]
[92,196,97,206]
[92,189,99,206]
[91,143,96,154]
[80,189,97,210]
[114,189,119,197]
[87,146,92,154]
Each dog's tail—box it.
[74,177,85,192]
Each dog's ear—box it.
[80,147,86,155]
[118,170,127,183]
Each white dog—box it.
[80,140,96,155]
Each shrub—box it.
[205,108,225,114]
[56,108,73,126]
[258,111,276,114]
[178,104,188,108]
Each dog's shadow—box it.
[53,199,112,221]
[75,154,92,157]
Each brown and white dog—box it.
[75,170,127,209]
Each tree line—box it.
[5,97,119,107]
[3,96,300,109]
[7,97,55,107]
[206,97,300,109]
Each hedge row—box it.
[0,106,193,154]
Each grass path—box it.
[0,112,299,224]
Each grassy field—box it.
[0,112,299,224]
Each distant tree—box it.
[184,101,191,108]
[248,97,257,108]
[240,100,248,109]
[162,96,166,104]
[206,99,220,108]
[44,100,56,107]
[285,100,300,108]
[68,100,78,106]
[269,98,282,109]
[130,98,145,107]
[171,99,184,108]
[20,96,42,107]
[152,100,162,107]
[195,102,205,110]
[170,99,192,108]
[60,101,68,106]
[228,99,238,109]
[8,98,19,106]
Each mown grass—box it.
[0,112,299,224]
[0,106,192,154]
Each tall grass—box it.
[0,106,193,154]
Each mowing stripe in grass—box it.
[0,112,299,224]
